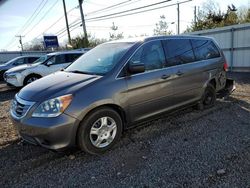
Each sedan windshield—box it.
[32,55,51,64]
[65,42,134,75]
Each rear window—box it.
[191,39,220,61]
[162,39,195,66]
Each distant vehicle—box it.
[10,36,235,155]
[4,51,84,87]
[0,56,40,81]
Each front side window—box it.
[191,39,221,61]
[55,55,66,64]
[129,40,165,72]
[66,42,134,75]
[162,39,195,66]
[14,58,24,65]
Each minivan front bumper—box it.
[11,113,80,150]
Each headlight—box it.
[32,94,73,117]
[6,73,17,79]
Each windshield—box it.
[3,57,21,65]
[32,55,51,64]
[65,42,134,75]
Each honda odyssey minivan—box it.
[10,36,234,154]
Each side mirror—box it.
[46,61,53,66]
[128,61,145,74]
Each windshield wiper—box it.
[67,70,98,75]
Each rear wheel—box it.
[24,74,41,86]
[196,83,216,110]
[77,107,123,155]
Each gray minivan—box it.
[10,36,234,154]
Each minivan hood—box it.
[6,63,37,73]
[18,71,101,102]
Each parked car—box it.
[0,55,40,81]
[10,36,234,154]
[4,51,84,87]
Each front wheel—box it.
[77,107,123,155]
[24,74,41,86]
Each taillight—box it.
[223,62,228,71]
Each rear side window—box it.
[55,55,66,64]
[130,40,165,72]
[27,57,39,64]
[162,39,195,66]
[191,40,220,61]
[65,53,82,63]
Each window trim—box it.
[116,39,166,79]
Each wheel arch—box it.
[23,73,42,85]
[74,103,127,149]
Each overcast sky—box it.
[0,0,249,51]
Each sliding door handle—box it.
[176,71,184,76]
[161,74,170,79]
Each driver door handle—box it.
[176,71,184,76]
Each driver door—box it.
[125,40,175,122]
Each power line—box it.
[18,0,47,34]
[85,0,132,16]
[23,0,59,36]
[3,0,47,49]
[86,0,172,21]
[34,7,76,39]
[21,0,49,35]
[86,0,192,22]
[56,0,174,37]
[86,0,143,16]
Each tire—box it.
[23,74,41,86]
[200,83,216,109]
[0,70,5,81]
[77,107,123,155]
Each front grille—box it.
[11,95,34,118]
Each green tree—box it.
[71,34,107,49]
[153,15,173,35]
[185,0,250,33]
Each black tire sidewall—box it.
[77,108,123,155]
[24,75,40,86]
[202,84,216,109]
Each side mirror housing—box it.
[46,61,53,66]
[128,61,145,74]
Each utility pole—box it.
[177,2,180,35]
[15,35,25,51]
[62,0,71,44]
[194,6,197,27]
[78,0,88,44]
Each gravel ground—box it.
[0,73,249,187]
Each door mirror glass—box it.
[128,61,145,74]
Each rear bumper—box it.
[11,113,80,150]
[217,78,236,98]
